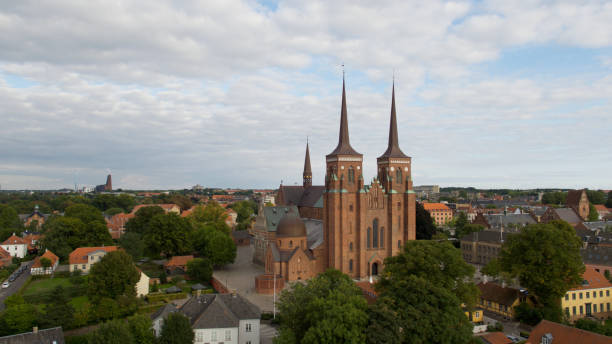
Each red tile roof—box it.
[32,250,59,268]
[594,205,610,212]
[0,247,11,260]
[69,246,118,265]
[527,320,612,344]
[481,332,512,344]
[569,266,612,291]
[477,282,520,306]
[164,255,194,268]
[422,203,451,211]
[106,213,134,230]
[1,234,28,246]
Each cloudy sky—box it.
[1,1,611,190]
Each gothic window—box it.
[349,259,353,272]
[396,168,402,183]
[289,240,293,248]
[398,240,402,249]
[367,228,371,248]
[348,166,355,182]
[373,219,379,248]
[380,227,384,248]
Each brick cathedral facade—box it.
[256,78,416,292]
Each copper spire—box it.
[379,81,408,158]
[303,139,312,187]
[328,76,361,156]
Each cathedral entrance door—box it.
[371,262,379,276]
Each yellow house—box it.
[477,282,526,319]
[562,266,612,322]
[464,308,484,323]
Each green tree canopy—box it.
[192,227,236,266]
[485,220,584,320]
[378,240,478,307]
[159,312,194,344]
[588,203,600,221]
[42,217,86,261]
[127,314,156,344]
[415,202,436,240]
[365,299,401,344]
[40,286,75,330]
[145,213,192,257]
[65,203,106,225]
[88,250,140,303]
[186,257,213,283]
[0,295,39,336]
[0,205,21,230]
[607,191,612,208]
[586,190,606,205]
[188,202,230,233]
[119,232,145,260]
[89,319,134,344]
[125,206,165,235]
[542,191,566,205]
[275,269,368,344]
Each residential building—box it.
[413,185,440,201]
[225,208,238,228]
[136,269,150,297]
[527,319,611,344]
[582,245,612,276]
[0,326,65,344]
[540,207,583,227]
[131,203,181,215]
[22,232,42,254]
[18,205,50,229]
[152,293,261,344]
[68,246,118,273]
[472,213,536,233]
[422,202,453,225]
[460,231,510,265]
[566,189,590,221]
[105,212,134,239]
[164,255,194,275]
[30,250,59,275]
[477,282,527,319]
[0,247,12,267]
[1,233,28,258]
[562,266,612,321]
[593,205,611,220]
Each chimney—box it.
[33,326,38,334]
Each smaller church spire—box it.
[378,81,408,159]
[328,75,361,156]
[303,139,312,188]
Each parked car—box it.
[8,276,15,282]
[2,282,8,289]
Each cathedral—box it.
[254,78,416,293]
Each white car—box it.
[1,282,8,289]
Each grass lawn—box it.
[23,277,72,296]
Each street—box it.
[0,261,32,311]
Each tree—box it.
[145,213,192,257]
[105,207,124,216]
[40,257,52,269]
[193,227,236,266]
[89,319,134,344]
[159,313,194,344]
[379,274,473,344]
[365,299,401,344]
[586,190,606,205]
[542,192,566,205]
[0,295,39,336]
[119,232,145,260]
[41,217,87,261]
[378,240,478,307]
[486,220,584,320]
[170,194,193,211]
[186,258,213,283]
[41,286,75,330]
[0,205,21,231]
[588,203,599,221]
[127,314,156,344]
[88,250,140,303]
[125,206,165,235]
[415,202,436,240]
[65,204,106,225]
[188,202,230,234]
[275,269,368,344]
[607,191,612,208]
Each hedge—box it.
[137,303,165,315]
[146,292,188,303]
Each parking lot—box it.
[0,261,32,311]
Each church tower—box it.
[324,77,363,275]
[303,141,312,188]
[376,82,416,246]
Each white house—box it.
[1,233,28,258]
[151,293,261,344]
[30,249,60,275]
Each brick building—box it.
[566,189,590,221]
[422,202,452,225]
[258,80,416,291]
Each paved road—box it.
[260,323,279,344]
[0,261,32,311]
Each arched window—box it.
[380,227,384,248]
[398,240,402,249]
[396,168,402,183]
[349,242,353,251]
[289,240,293,248]
[373,219,379,248]
[367,228,371,248]
[348,166,355,182]
[349,259,353,272]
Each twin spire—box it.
[326,76,407,158]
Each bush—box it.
[65,334,90,344]
[145,292,187,304]
[487,322,503,332]
[55,271,72,278]
[514,302,543,326]
[136,303,165,315]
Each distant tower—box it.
[303,140,312,188]
[105,174,112,191]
